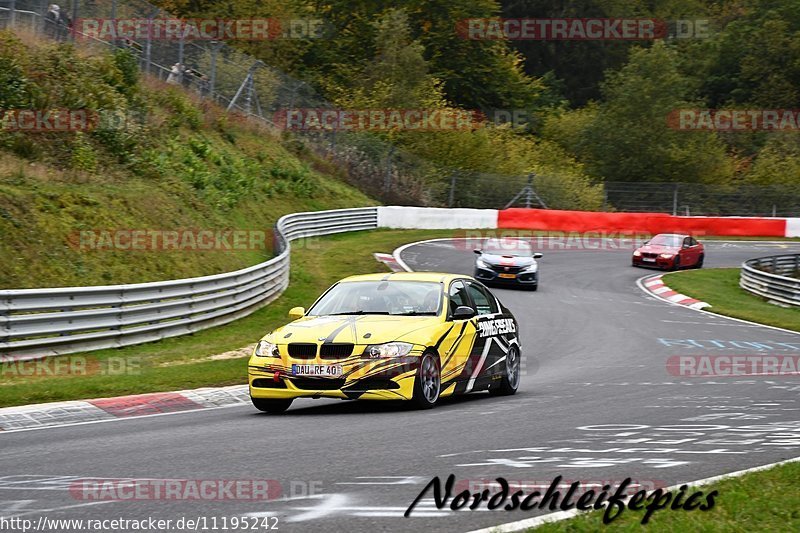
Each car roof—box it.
[339,272,468,284]
[485,237,531,245]
[653,233,690,238]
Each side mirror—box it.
[473,249,482,255]
[288,307,305,319]
[452,306,477,320]
[533,253,543,259]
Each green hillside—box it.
[0,31,371,289]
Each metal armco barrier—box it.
[0,208,378,359]
[740,254,800,308]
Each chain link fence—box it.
[2,1,799,216]
[603,182,800,217]
[0,0,435,205]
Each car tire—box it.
[411,352,440,409]
[490,345,521,396]
[670,257,681,271]
[695,254,704,269]
[251,397,293,414]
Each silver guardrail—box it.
[0,207,378,359]
[740,254,800,308]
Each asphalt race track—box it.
[2,239,800,532]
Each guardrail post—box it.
[9,0,16,27]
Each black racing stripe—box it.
[434,324,455,350]
[454,336,489,381]
[324,318,355,343]
[441,321,469,369]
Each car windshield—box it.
[307,281,443,316]
[648,235,683,247]
[483,240,533,257]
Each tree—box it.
[579,42,734,183]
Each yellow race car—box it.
[248,272,521,413]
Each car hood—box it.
[637,244,679,254]
[265,314,441,345]
[479,254,536,268]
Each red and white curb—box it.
[0,384,249,433]
[642,274,710,310]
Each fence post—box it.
[672,183,679,216]
[383,145,395,194]
[143,11,156,76]
[209,40,219,99]
[448,172,457,207]
[38,0,47,35]
[177,32,184,83]
[601,185,608,211]
[109,0,118,46]
[9,0,16,27]
[70,0,78,42]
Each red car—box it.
[632,233,705,270]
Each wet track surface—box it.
[2,239,800,532]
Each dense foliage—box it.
[158,0,799,203]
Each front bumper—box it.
[632,256,676,269]
[474,267,538,286]
[248,355,420,401]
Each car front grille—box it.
[288,343,317,359]
[490,264,523,274]
[320,343,354,359]
[642,253,659,259]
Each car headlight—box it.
[364,342,413,359]
[254,340,280,357]
[521,262,538,273]
[660,253,674,259]
[476,258,491,269]
[633,250,642,257]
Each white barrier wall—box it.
[787,218,800,238]
[377,206,498,229]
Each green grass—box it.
[664,268,800,332]
[0,229,452,407]
[532,461,800,531]
[0,32,373,289]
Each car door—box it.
[462,281,511,392]
[438,280,479,395]
[681,236,697,265]
[689,237,703,265]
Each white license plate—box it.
[291,364,343,377]
[642,257,656,262]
